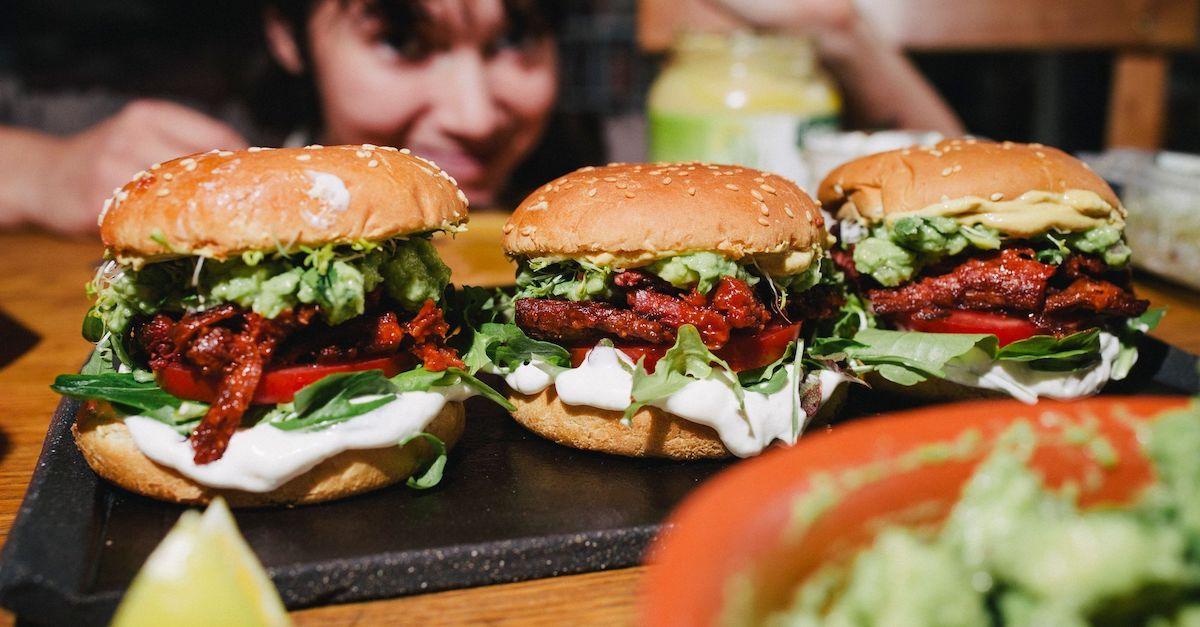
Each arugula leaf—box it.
[81,334,118,375]
[463,322,571,374]
[269,370,398,431]
[514,258,614,302]
[1112,307,1166,380]
[623,325,739,423]
[398,432,448,489]
[995,330,1102,371]
[51,372,207,434]
[738,343,796,395]
[811,329,996,386]
[391,366,515,411]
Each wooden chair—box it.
[638,0,1199,149]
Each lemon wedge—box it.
[111,497,290,627]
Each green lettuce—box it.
[810,327,1119,386]
[514,258,615,301]
[623,325,742,423]
[88,237,450,336]
[847,217,1129,286]
[462,322,571,374]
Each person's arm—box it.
[701,0,964,135]
[0,99,248,235]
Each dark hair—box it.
[251,0,564,139]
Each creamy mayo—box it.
[504,344,849,457]
[885,190,1123,237]
[124,385,473,492]
[942,332,1122,404]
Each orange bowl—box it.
[639,396,1190,626]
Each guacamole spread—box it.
[766,404,1200,626]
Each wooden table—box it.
[2,213,1199,625]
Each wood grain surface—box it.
[1,211,1198,625]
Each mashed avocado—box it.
[764,406,1200,626]
[847,217,1130,287]
[89,236,450,334]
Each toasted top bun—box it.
[817,140,1121,224]
[100,145,469,263]
[503,162,826,261]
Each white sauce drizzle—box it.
[942,332,1123,404]
[124,385,473,492]
[504,344,849,457]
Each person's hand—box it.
[37,99,248,234]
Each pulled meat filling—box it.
[515,270,840,349]
[833,244,1148,336]
[131,293,462,464]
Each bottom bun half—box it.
[72,400,465,507]
[508,386,845,460]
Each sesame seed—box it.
[456,189,469,204]
[833,183,845,195]
[356,150,371,158]
[248,146,264,152]
[753,177,765,183]
[1002,141,1014,149]
[941,167,953,176]
[503,223,515,234]
[624,191,635,199]
[1031,142,1044,148]
[400,148,412,154]
[990,192,1005,201]
[930,150,944,157]
[587,188,598,197]
[528,201,549,211]
[901,149,912,155]
[380,146,398,152]
[758,202,770,215]
[117,190,129,201]
[616,182,627,189]
[162,173,174,181]
[362,143,377,150]
[649,170,662,177]
[520,225,536,236]
[156,188,170,197]
[784,205,795,218]
[687,187,697,196]
[757,216,770,226]
[305,144,324,150]
[724,184,740,191]
[804,209,813,220]
[662,177,672,185]
[579,166,596,172]
[217,150,234,157]
[150,162,161,170]
[751,189,764,201]
[953,165,962,172]
[604,177,618,182]
[760,183,776,194]
[181,158,197,171]
[1036,151,1046,158]
[296,154,312,161]
[966,138,978,144]
[367,159,379,168]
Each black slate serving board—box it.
[1,335,1196,626]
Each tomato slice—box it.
[568,323,801,373]
[157,354,415,405]
[899,311,1039,346]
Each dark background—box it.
[4,0,1199,155]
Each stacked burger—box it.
[52,145,507,505]
[813,140,1159,402]
[468,163,850,459]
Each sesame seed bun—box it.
[100,145,469,264]
[507,385,845,460]
[817,140,1120,225]
[72,399,464,507]
[503,163,826,262]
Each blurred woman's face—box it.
[298,0,558,206]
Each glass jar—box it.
[648,31,841,184]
